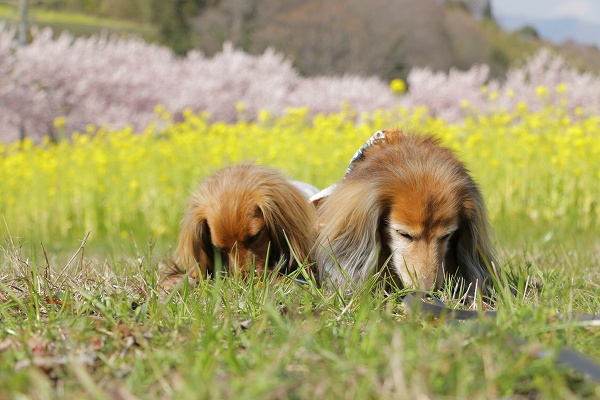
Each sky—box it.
[490,0,600,25]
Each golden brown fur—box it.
[174,164,316,281]
[314,130,496,293]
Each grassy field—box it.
[0,105,599,398]
[0,2,153,39]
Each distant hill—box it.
[2,0,600,78]
[497,15,600,48]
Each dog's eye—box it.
[440,232,454,241]
[396,230,413,241]
[246,229,264,244]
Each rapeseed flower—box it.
[390,79,406,95]
[0,105,598,248]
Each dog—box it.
[166,163,317,287]
[313,130,496,293]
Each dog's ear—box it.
[453,186,496,293]
[176,211,213,279]
[260,182,316,274]
[315,179,383,288]
[257,203,284,270]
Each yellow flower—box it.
[390,78,406,95]
[182,108,193,119]
[161,110,172,121]
[555,83,568,94]
[535,85,549,97]
[2,103,600,246]
[53,116,67,129]
[488,91,499,101]
[258,109,271,123]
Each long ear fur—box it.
[175,199,213,279]
[455,178,497,292]
[258,173,316,274]
[314,178,385,288]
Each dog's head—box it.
[177,164,316,279]
[381,165,479,290]
[316,131,495,292]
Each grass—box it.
[0,2,154,39]
[0,106,599,398]
[0,233,598,398]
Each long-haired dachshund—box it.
[313,130,496,293]
[171,163,317,284]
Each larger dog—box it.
[174,164,317,281]
[314,130,496,293]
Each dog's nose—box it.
[227,251,265,277]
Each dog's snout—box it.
[392,240,445,291]
[226,247,267,278]
[418,242,445,290]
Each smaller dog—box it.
[313,130,496,293]
[165,164,317,287]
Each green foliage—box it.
[38,0,154,21]
[0,235,598,398]
[144,0,217,54]
[148,0,195,55]
[0,2,153,38]
[0,0,209,50]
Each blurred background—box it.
[2,0,599,80]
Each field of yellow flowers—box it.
[1,102,599,255]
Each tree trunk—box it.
[18,0,29,46]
